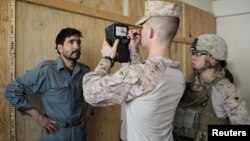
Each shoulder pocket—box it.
[123,66,141,84]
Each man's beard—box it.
[63,50,81,61]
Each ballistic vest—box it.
[174,76,229,141]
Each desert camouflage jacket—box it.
[189,69,250,124]
[82,48,181,106]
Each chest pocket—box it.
[45,81,70,104]
[174,107,202,139]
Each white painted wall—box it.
[180,0,250,107]
[213,0,250,107]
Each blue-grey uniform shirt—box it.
[4,57,90,141]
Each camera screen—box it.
[115,26,127,37]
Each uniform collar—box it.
[204,69,225,85]
[56,57,65,71]
[190,69,225,91]
[148,55,181,68]
[56,57,82,74]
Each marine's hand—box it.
[127,29,141,51]
[101,39,120,59]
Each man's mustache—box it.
[71,50,81,54]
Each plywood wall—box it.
[0,0,216,141]
[66,0,122,15]
[0,0,12,141]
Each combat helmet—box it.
[191,34,228,60]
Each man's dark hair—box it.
[214,60,234,83]
[165,17,180,39]
[55,27,82,53]
[218,60,234,83]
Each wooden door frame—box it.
[8,0,16,140]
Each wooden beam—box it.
[19,0,193,44]
[19,0,139,26]
[174,36,193,44]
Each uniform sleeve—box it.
[82,58,126,106]
[4,66,46,114]
[130,47,143,64]
[82,57,168,106]
[215,79,250,124]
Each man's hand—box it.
[101,39,120,59]
[36,114,58,134]
[26,109,58,134]
[127,29,141,51]
[80,106,94,128]
[80,115,90,128]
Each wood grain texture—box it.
[20,0,138,26]
[66,0,122,15]
[184,3,216,39]
[0,89,10,141]
[0,0,13,141]
[0,0,9,88]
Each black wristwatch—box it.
[103,56,115,67]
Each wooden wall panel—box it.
[0,0,10,88]
[184,3,216,39]
[0,0,12,141]
[0,89,10,141]
[170,43,185,74]
[129,0,144,20]
[66,0,122,15]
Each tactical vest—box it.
[174,77,229,141]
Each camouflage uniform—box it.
[83,47,182,104]
[83,47,185,141]
[174,34,250,141]
[175,69,250,141]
